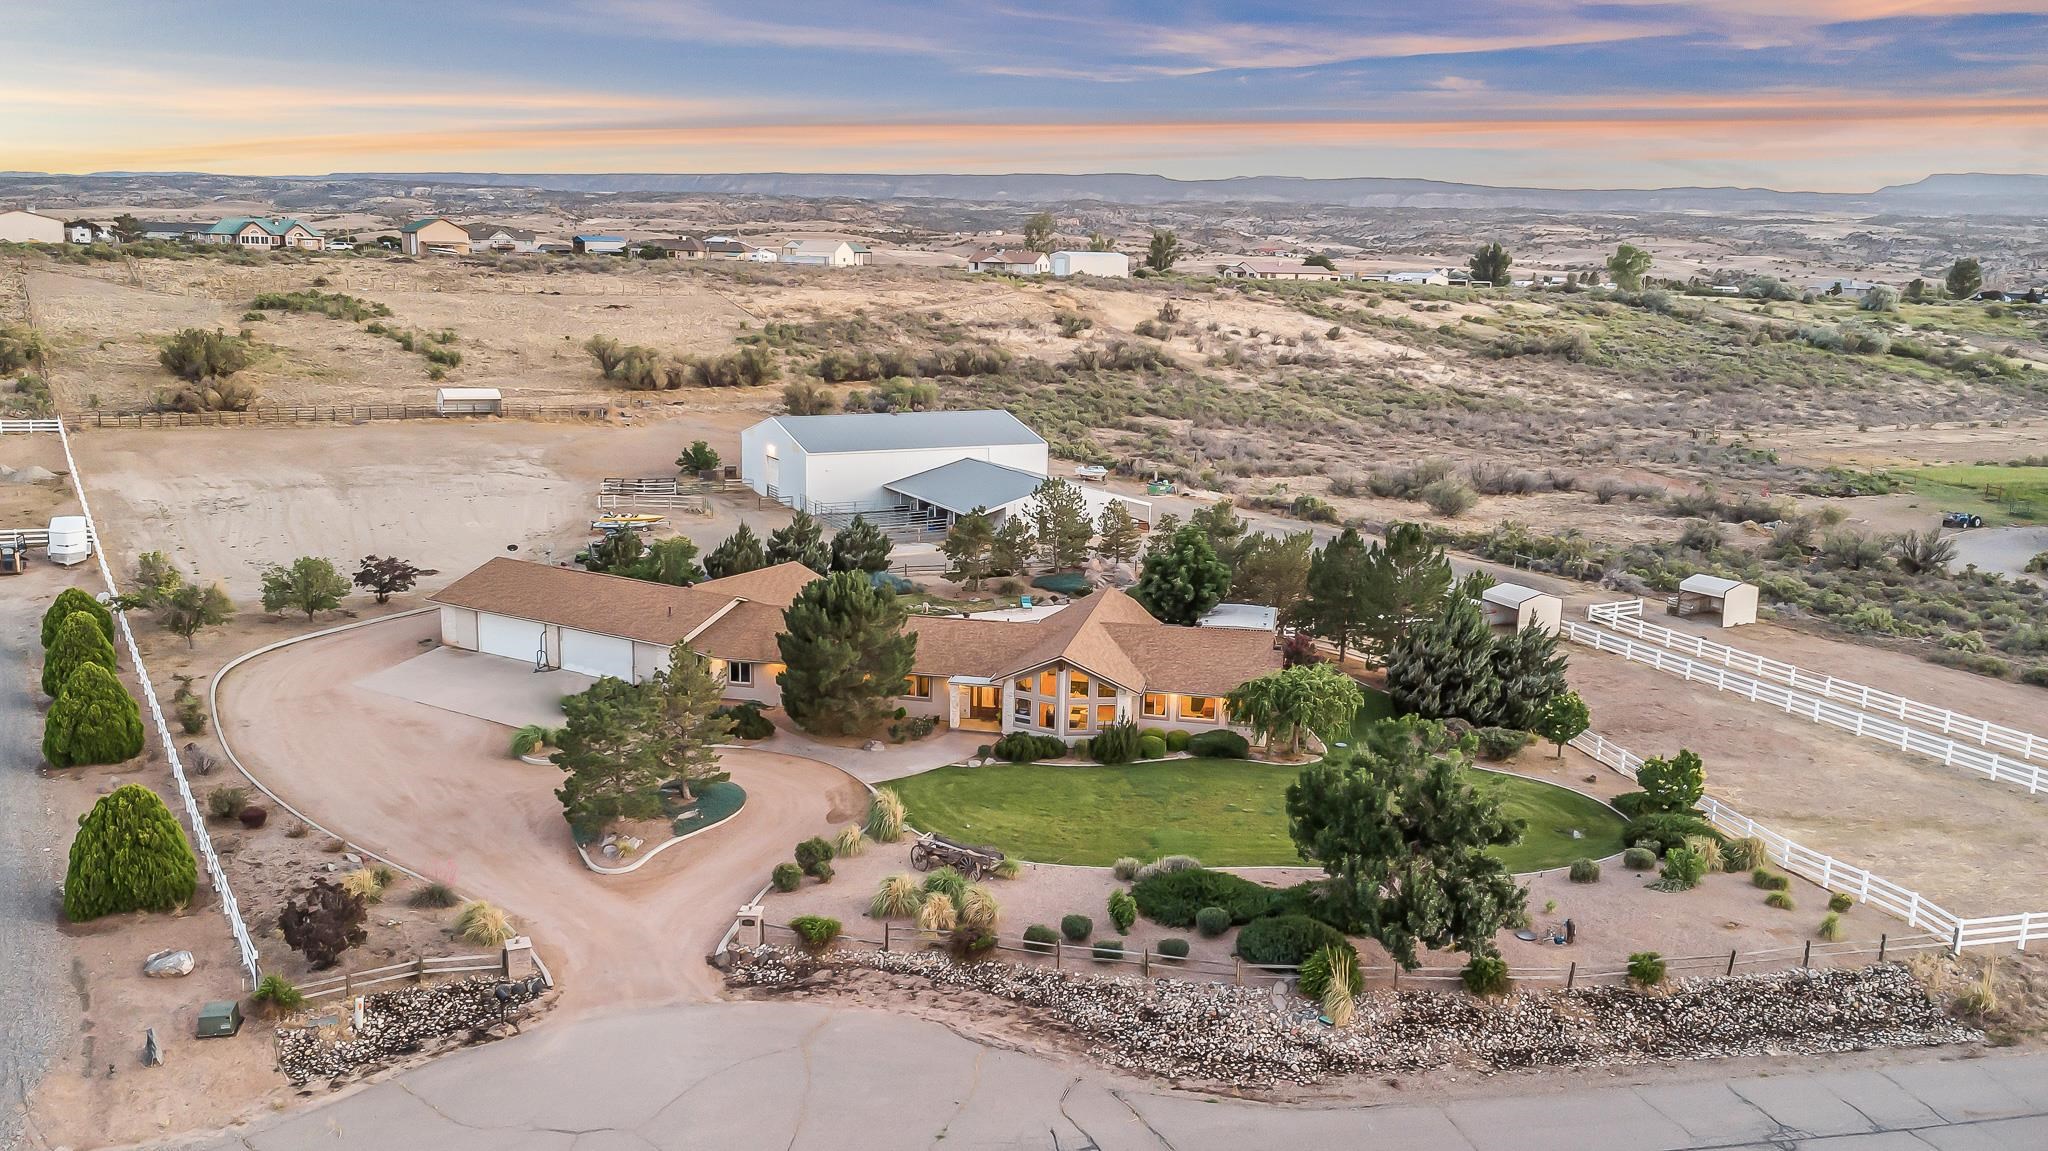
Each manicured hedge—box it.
[1622,812,1724,855]
[1187,730,1250,759]
[1235,914,1350,967]
[1131,867,1275,928]
[64,784,198,921]
[992,731,1067,762]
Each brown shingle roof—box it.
[690,600,788,663]
[693,561,819,608]
[428,558,735,646]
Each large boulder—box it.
[143,948,194,978]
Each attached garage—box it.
[560,629,634,679]
[477,612,546,666]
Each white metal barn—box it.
[1670,574,1759,628]
[740,410,1049,513]
[1479,582,1562,635]
[1050,251,1131,278]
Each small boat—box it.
[590,513,668,533]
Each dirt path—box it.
[216,613,870,1012]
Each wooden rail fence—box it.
[297,953,508,1001]
[84,402,611,428]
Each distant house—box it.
[1810,277,1883,298]
[641,237,707,259]
[136,220,206,242]
[1050,251,1130,278]
[780,239,863,266]
[0,209,65,244]
[64,220,112,244]
[968,248,1050,275]
[463,223,540,253]
[572,235,627,255]
[201,216,324,250]
[1383,269,1451,286]
[1219,258,1339,282]
[401,217,472,256]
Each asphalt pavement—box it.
[165,1001,2047,1151]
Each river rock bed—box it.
[728,946,1976,1086]
[275,975,547,1085]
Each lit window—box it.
[726,661,753,686]
[1015,676,1034,695]
[903,674,933,699]
[1039,702,1056,729]
[1037,671,1057,696]
[1096,704,1117,727]
[1069,704,1089,730]
[1097,681,1117,698]
[1142,693,1169,718]
[1180,696,1219,722]
[1068,672,1090,698]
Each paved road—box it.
[0,575,74,1149]
[168,1002,2046,1151]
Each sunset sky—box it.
[6,1,2047,189]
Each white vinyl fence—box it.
[1590,599,2048,766]
[0,418,64,433]
[1570,730,2044,952]
[1563,613,2048,796]
[39,417,263,986]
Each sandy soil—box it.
[1773,419,2048,469]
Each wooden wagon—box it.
[908,833,1005,880]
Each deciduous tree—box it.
[1534,691,1590,758]
[828,514,893,574]
[158,580,234,647]
[1190,500,1249,569]
[1131,524,1231,625]
[676,440,721,475]
[259,556,350,620]
[1023,211,1056,253]
[1228,662,1365,757]
[352,555,436,603]
[704,523,767,579]
[776,571,918,736]
[1606,243,1652,291]
[1030,479,1094,570]
[1636,748,1705,813]
[767,510,831,573]
[63,784,197,922]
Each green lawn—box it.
[1901,465,2048,526]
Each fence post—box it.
[758,917,766,947]
[1053,939,1061,970]
[415,955,427,984]
[1566,962,1575,989]
[1142,949,1150,978]
[883,922,891,952]
[1726,949,1736,976]
[1950,924,1963,956]
[1801,940,1812,968]
[1233,957,1242,987]
[1878,934,1887,963]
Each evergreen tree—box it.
[647,644,734,799]
[43,610,118,697]
[1094,502,1142,565]
[776,570,918,736]
[259,556,350,620]
[828,514,893,574]
[1385,594,1500,724]
[1606,243,1652,291]
[1300,527,1371,658]
[1189,500,1249,569]
[1232,531,1313,619]
[63,783,197,921]
[44,662,145,768]
[1488,624,1569,730]
[941,508,996,588]
[766,510,830,573]
[1145,228,1180,272]
[583,529,644,574]
[41,587,113,650]
[1286,717,1526,968]
[1468,241,1512,287]
[1356,523,1454,659]
[989,517,1034,576]
[704,523,767,579]
[552,676,664,839]
[158,580,234,647]
[1945,257,1983,300]
[675,440,721,475]
[1030,479,1093,569]
[1131,524,1231,625]
[630,536,704,586]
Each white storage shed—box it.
[1050,251,1131,278]
[1479,582,1562,635]
[46,515,92,566]
[1670,574,1759,628]
[436,387,503,416]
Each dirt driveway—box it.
[217,612,870,1011]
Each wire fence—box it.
[81,402,611,428]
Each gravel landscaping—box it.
[275,975,549,1086]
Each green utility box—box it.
[196,1000,243,1039]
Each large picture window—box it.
[1180,695,1219,722]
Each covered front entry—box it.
[948,679,1003,732]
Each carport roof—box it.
[884,457,1044,515]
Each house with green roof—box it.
[400,217,472,256]
[200,216,324,251]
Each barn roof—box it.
[765,410,1044,455]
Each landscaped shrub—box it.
[1060,914,1092,942]
[1818,912,1844,941]
[1107,889,1137,933]
[1752,868,1790,891]
[1621,846,1657,871]
[42,660,145,769]
[1138,734,1167,760]
[771,862,802,892]
[1111,856,1143,881]
[921,865,967,903]
[1721,836,1767,872]
[1655,846,1709,891]
[790,915,842,949]
[1461,953,1511,997]
[1623,813,1723,855]
[1829,892,1854,913]
[1156,937,1189,961]
[1195,905,1231,937]
[41,587,114,649]
[340,867,386,903]
[206,785,249,820]
[716,700,775,740]
[1627,951,1666,988]
[63,784,198,921]
[833,825,865,858]
[1235,914,1350,967]
[959,885,1000,931]
[992,731,1066,762]
[808,859,834,884]
[916,891,958,932]
[1134,854,1204,882]
[1092,940,1126,962]
[1164,730,1192,753]
[252,973,304,1016]
[1297,940,1362,999]
[866,787,906,843]
[1472,727,1529,760]
[1022,923,1058,952]
[870,873,922,918]
[795,836,835,875]
[1680,834,1725,871]
[282,880,370,966]
[1090,721,1141,765]
[1568,858,1601,883]
[1187,729,1250,759]
[1765,891,1795,910]
[951,925,998,957]
[42,610,117,697]
[1131,867,1274,927]
[408,881,460,909]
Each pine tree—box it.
[1131,524,1231,625]
[1189,500,1249,569]
[1287,717,1525,968]
[1233,531,1313,618]
[1385,593,1501,724]
[583,529,644,574]
[552,676,665,840]
[1300,527,1371,658]
[63,783,198,921]
[631,536,704,586]
[1095,502,1142,565]
[776,571,918,736]
[43,610,118,697]
[766,511,830,573]
[1489,624,1569,730]
[41,587,113,650]
[1030,479,1093,569]
[44,662,145,768]
[989,517,1034,576]
[1356,523,1453,659]
[941,508,996,588]
[829,514,893,573]
[1468,242,1511,287]
[704,523,767,579]
[647,644,734,799]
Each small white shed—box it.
[436,387,503,416]
[1197,603,1280,631]
[1479,582,1562,635]
[1670,574,1758,628]
[46,515,92,567]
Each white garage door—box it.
[476,613,545,666]
[560,629,634,679]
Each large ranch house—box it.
[740,410,1148,531]
[429,558,1278,742]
